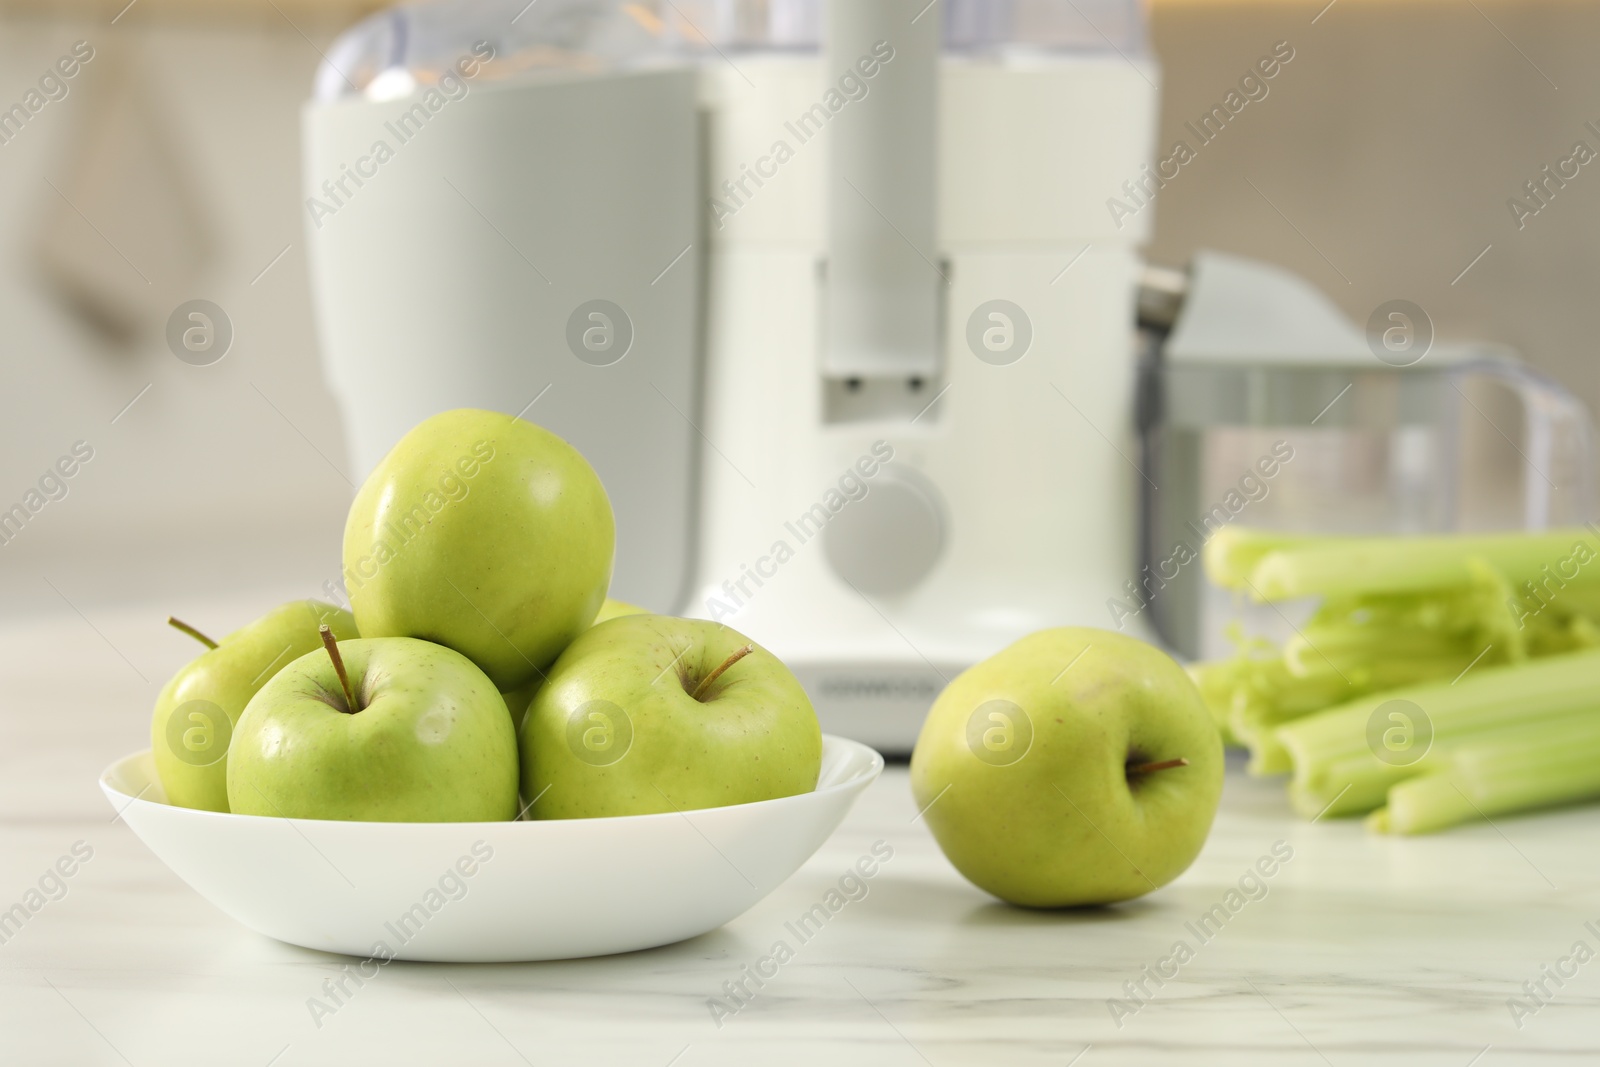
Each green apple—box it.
[910,627,1223,907]
[500,597,650,733]
[228,633,518,822]
[595,597,648,624]
[522,615,822,818]
[343,409,614,691]
[151,601,357,812]
[501,683,538,736]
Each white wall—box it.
[0,12,355,616]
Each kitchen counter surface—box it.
[2,602,1597,1066]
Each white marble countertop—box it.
[2,601,1598,1066]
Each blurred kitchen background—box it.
[1,0,1596,620]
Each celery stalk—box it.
[1276,649,1600,821]
[1369,775,1478,835]
[1350,713,1600,831]
[1376,728,1600,834]
[1246,734,1292,776]
[1233,527,1600,602]
[1287,752,1407,819]
[1201,526,1317,591]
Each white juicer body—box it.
[687,51,1159,751]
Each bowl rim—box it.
[101,733,884,829]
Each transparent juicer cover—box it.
[314,0,1147,102]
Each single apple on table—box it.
[228,629,518,822]
[521,615,822,818]
[910,627,1223,907]
[500,597,649,733]
[151,600,357,812]
[343,408,614,691]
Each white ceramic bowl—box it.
[100,735,882,962]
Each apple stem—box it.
[320,625,361,714]
[1127,757,1188,776]
[167,616,218,650]
[691,644,755,701]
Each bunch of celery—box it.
[1278,649,1600,833]
[1191,525,1600,832]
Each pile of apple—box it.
[151,409,823,822]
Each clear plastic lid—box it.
[314,0,1147,102]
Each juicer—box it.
[306,0,1158,750]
